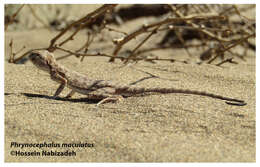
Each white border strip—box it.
[1,0,258,166]
[0,0,4,165]
[3,0,257,4]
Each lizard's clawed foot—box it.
[96,95,124,106]
[50,95,61,100]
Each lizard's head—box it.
[29,50,55,72]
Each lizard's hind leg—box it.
[96,95,124,106]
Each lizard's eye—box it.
[29,52,41,60]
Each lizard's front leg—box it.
[50,69,67,98]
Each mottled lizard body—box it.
[28,50,246,106]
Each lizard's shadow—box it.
[21,93,147,102]
[18,92,151,104]
[21,93,100,104]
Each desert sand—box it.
[4,4,255,162]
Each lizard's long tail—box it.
[117,86,246,105]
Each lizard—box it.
[28,50,246,106]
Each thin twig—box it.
[216,58,237,66]
[5,4,25,31]
[105,25,128,35]
[47,4,117,52]
[124,26,160,64]
[135,43,206,56]
[27,4,50,30]
[8,39,26,63]
[58,4,116,47]
[109,13,225,62]
[169,5,230,43]
[173,29,193,57]
[207,32,255,64]
[80,33,95,62]
[55,46,188,64]
[232,5,255,22]
[220,32,255,53]
[56,32,94,61]
[8,39,14,63]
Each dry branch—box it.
[54,46,187,64]
[47,4,117,52]
[109,13,226,62]
[8,4,255,68]
[5,4,25,31]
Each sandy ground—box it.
[4,5,255,162]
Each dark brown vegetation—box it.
[5,4,255,67]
